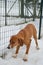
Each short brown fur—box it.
[8,24,39,60]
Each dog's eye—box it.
[13,41,15,43]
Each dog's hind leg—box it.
[33,32,39,50]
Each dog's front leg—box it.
[23,43,31,61]
[12,44,20,58]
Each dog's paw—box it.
[36,46,40,50]
[23,58,28,61]
[12,54,17,58]
[23,54,28,61]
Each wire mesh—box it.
[0,0,43,58]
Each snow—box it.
[0,38,43,65]
[0,19,43,65]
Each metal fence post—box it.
[38,0,43,39]
[21,0,24,17]
[5,0,7,25]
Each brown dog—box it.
[7,24,39,61]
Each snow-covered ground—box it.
[0,19,43,65]
[0,38,43,65]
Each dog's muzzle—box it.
[7,46,10,49]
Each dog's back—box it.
[23,24,37,39]
[24,24,37,35]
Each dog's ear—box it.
[18,38,24,46]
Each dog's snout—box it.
[7,46,10,49]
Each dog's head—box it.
[7,35,24,49]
